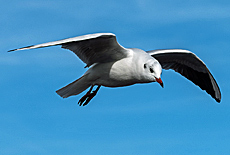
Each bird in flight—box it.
[8,33,221,106]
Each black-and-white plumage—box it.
[148,49,221,102]
[8,33,221,105]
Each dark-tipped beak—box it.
[156,78,164,88]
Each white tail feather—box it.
[56,74,91,98]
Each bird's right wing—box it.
[147,49,221,103]
[8,33,129,67]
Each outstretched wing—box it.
[8,33,128,67]
[147,49,221,103]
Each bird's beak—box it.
[156,78,164,88]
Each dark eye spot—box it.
[150,68,154,73]
[144,64,147,69]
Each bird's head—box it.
[143,59,163,88]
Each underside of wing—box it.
[147,49,221,103]
[8,33,128,67]
[61,34,128,67]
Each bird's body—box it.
[56,47,162,102]
[8,33,221,105]
[88,48,160,87]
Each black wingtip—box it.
[215,98,221,103]
[8,49,17,52]
[8,45,35,53]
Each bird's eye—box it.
[144,64,147,69]
[150,68,154,73]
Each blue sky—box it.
[1,0,230,154]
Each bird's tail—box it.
[56,74,91,98]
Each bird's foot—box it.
[78,85,101,106]
[78,91,97,106]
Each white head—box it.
[142,59,163,87]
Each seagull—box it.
[8,33,221,106]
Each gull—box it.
[8,33,221,106]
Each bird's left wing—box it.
[8,33,128,67]
[147,49,221,103]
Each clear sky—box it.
[1,0,230,154]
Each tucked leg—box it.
[83,85,101,106]
[78,85,94,106]
[78,85,101,106]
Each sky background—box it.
[1,0,230,154]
